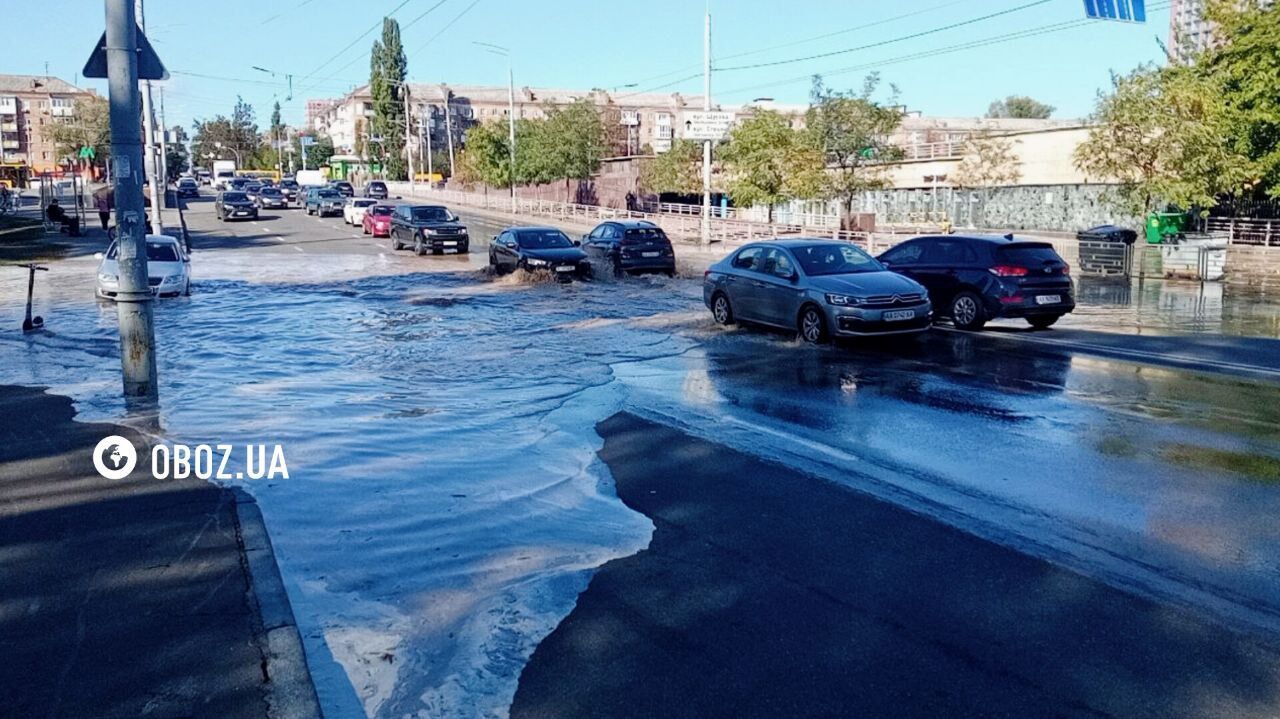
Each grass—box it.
[1162,443,1280,484]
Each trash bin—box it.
[1076,224,1137,276]
[1145,212,1186,244]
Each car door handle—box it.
[751,281,767,288]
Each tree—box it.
[369,17,408,180]
[164,126,189,180]
[986,95,1055,119]
[456,119,514,187]
[293,134,334,171]
[191,96,260,168]
[1200,0,1280,197]
[537,99,607,195]
[261,101,286,173]
[952,134,1022,226]
[638,139,704,195]
[47,95,110,172]
[719,110,812,221]
[803,74,905,228]
[1074,64,1251,216]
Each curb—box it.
[231,487,324,719]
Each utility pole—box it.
[157,85,170,186]
[506,61,516,212]
[441,84,456,178]
[105,0,158,397]
[419,112,431,179]
[404,83,415,192]
[136,0,163,233]
[701,7,712,246]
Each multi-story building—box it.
[1169,0,1216,61]
[305,99,339,134]
[0,74,96,173]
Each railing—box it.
[899,141,967,161]
[1206,217,1280,247]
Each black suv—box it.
[278,179,300,203]
[582,219,676,276]
[215,190,259,221]
[877,234,1074,330]
[364,180,388,199]
[389,204,469,255]
[330,180,355,197]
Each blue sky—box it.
[8,0,1169,131]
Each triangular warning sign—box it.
[83,24,168,81]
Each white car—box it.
[96,234,191,300]
[343,198,378,225]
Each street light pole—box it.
[701,6,712,247]
[474,42,517,212]
[440,84,456,178]
[105,0,158,398]
[136,0,163,232]
[403,83,415,192]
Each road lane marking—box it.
[292,246,304,253]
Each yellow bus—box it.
[235,169,281,182]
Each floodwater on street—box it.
[3,245,1280,717]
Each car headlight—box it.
[825,293,862,306]
[423,228,438,236]
[526,258,549,267]
[98,272,118,283]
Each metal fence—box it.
[1205,217,1280,247]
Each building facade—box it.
[1169,0,1216,60]
[0,75,97,173]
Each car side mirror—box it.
[789,271,800,282]
[572,239,581,247]
[94,252,104,260]
[880,260,891,268]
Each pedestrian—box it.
[94,187,113,231]
[46,199,81,237]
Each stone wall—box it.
[855,184,1141,234]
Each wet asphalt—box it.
[88,191,1280,715]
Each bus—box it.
[0,161,31,189]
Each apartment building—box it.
[1169,0,1216,60]
[0,75,97,173]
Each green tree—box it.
[261,101,286,172]
[47,95,111,172]
[638,138,704,195]
[192,96,260,168]
[293,134,334,171]
[720,110,822,222]
[985,95,1055,119]
[804,74,905,228]
[1074,64,1251,216]
[538,99,607,194]
[456,119,514,187]
[1201,0,1280,196]
[164,126,189,180]
[369,17,408,179]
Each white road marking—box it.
[292,246,304,253]
[274,236,285,242]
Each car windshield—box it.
[369,182,386,189]
[261,188,282,196]
[222,192,248,202]
[997,244,1063,265]
[370,206,393,217]
[411,206,454,222]
[792,244,883,276]
[280,181,298,188]
[517,230,573,249]
[178,179,196,186]
[623,228,668,242]
[146,243,180,262]
[354,200,376,207]
[317,190,341,198]
[245,184,262,191]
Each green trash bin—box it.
[1145,212,1186,244]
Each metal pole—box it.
[158,85,170,185]
[419,112,431,181]
[507,61,516,212]
[404,83,415,191]
[106,0,158,398]
[701,7,712,246]
[136,0,163,232]
[441,85,456,178]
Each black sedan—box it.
[330,180,355,197]
[364,180,388,199]
[489,226,589,279]
[278,179,300,203]
[215,191,259,221]
[256,186,288,209]
[877,234,1074,330]
[175,177,199,198]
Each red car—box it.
[363,204,393,237]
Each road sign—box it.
[78,146,96,160]
[300,136,317,147]
[82,24,168,80]
[683,111,734,141]
[1083,0,1146,22]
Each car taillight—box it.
[1061,263,1071,275]
[989,265,1028,277]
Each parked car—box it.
[489,226,589,279]
[95,234,191,299]
[256,186,288,210]
[305,188,345,217]
[215,190,259,221]
[278,179,300,203]
[175,177,199,198]
[389,204,470,254]
[362,204,393,237]
[582,219,676,276]
[704,239,932,343]
[343,198,378,225]
[330,180,355,197]
[364,180,389,199]
[877,234,1074,330]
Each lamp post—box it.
[473,42,516,212]
[214,141,242,168]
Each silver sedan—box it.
[703,239,933,342]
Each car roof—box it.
[607,219,660,229]
[907,233,1026,244]
[508,226,562,232]
[739,238,853,250]
[144,234,179,245]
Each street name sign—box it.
[1083,0,1146,22]
[683,111,735,141]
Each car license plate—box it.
[884,310,914,322]
[1036,294,1061,305]
[554,266,575,273]
[641,251,660,258]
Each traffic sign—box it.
[78,146,96,160]
[683,111,734,141]
[1083,0,1145,22]
[300,136,317,146]
[82,25,168,80]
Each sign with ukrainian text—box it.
[1083,0,1145,22]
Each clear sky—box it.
[6,0,1169,131]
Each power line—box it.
[409,0,483,57]
[717,0,1053,72]
[295,0,416,91]
[304,0,453,88]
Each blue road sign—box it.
[1084,0,1146,22]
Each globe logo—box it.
[92,435,138,480]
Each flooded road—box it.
[3,202,1280,717]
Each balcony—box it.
[0,97,16,114]
[899,140,968,161]
[2,139,21,150]
[1,122,17,133]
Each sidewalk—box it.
[0,385,318,719]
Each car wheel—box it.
[1027,314,1061,329]
[391,230,402,251]
[950,291,986,331]
[711,292,735,325]
[798,305,829,344]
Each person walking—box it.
[94,187,113,231]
